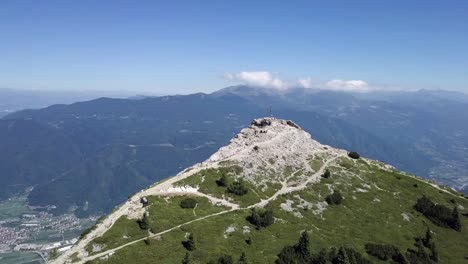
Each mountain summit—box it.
[53,118,468,264]
[208,118,345,186]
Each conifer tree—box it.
[183,233,196,251]
[336,247,350,264]
[237,252,248,264]
[451,207,461,231]
[137,213,149,230]
[182,252,191,264]
[296,231,310,259]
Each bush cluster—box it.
[180,197,197,209]
[207,252,247,264]
[348,151,360,159]
[322,169,331,179]
[227,180,248,196]
[365,243,406,262]
[216,174,229,187]
[325,191,343,205]
[414,195,461,231]
[365,229,439,263]
[182,233,196,251]
[247,208,274,229]
[137,213,149,230]
[277,231,372,264]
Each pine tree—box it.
[451,207,461,231]
[415,239,431,262]
[296,231,310,259]
[216,174,229,187]
[336,247,350,264]
[429,243,439,262]
[183,233,196,251]
[137,213,149,230]
[313,249,328,264]
[422,228,432,247]
[276,246,298,264]
[237,252,248,264]
[182,252,191,264]
[217,254,233,264]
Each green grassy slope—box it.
[84,157,468,264]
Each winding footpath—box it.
[51,118,346,264]
[63,152,342,264]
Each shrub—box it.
[182,252,191,264]
[365,243,401,261]
[227,180,248,196]
[322,169,331,179]
[137,213,149,230]
[247,208,274,229]
[325,191,343,205]
[277,246,299,264]
[209,255,233,264]
[180,198,197,209]
[348,151,360,159]
[216,174,229,187]
[238,252,248,264]
[182,233,196,251]
[414,195,461,231]
[275,231,311,263]
[277,232,372,264]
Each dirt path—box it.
[250,154,342,208]
[78,208,235,263]
[52,119,346,264]
[50,160,222,264]
[63,153,342,264]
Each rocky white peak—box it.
[208,117,345,185]
[51,118,347,264]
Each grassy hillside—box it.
[81,156,468,264]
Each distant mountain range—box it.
[1,87,468,216]
[0,88,141,118]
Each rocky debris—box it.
[286,120,300,129]
[223,225,236,238]
[208,117,345,187]
[280,199,304,218]
[312,201,328,216]
[140,197,148,207]
[401,212,410,222]
[92,244,104,253]
[251,118,271,128]
[294,195,313,210]
[280,199,295,212]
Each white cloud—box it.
[297,78,314,89]
[225,71,375,92]
[225,71,288,90]
[325,79,371,92]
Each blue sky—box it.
[1,0,467,94]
